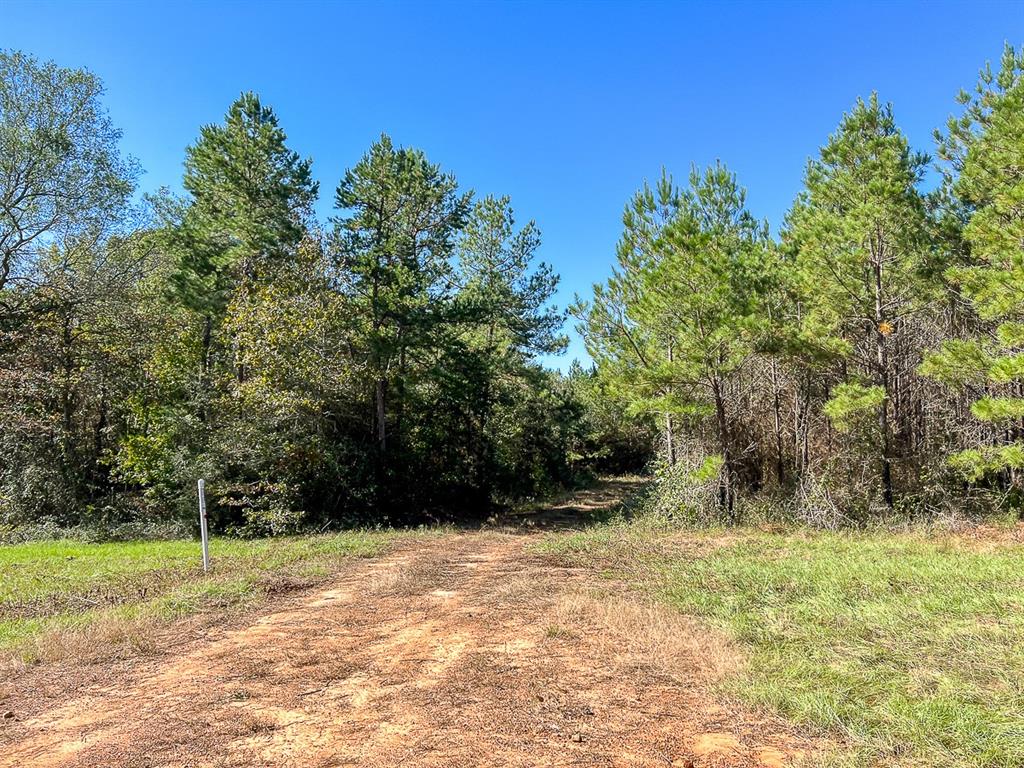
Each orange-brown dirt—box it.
[0,483,818,767]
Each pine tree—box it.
[573,170,682,465]
[119,94,319,528]
[788,95,932,508]
[173,92,318,313]
[456,195,565,497]
[166,91,318,397]
[923,45,1024,491]
[576,164,774,516]
[458,195,564,359]
[332,135,471,484]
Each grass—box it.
[538,521,1024,767]
[0,531,401,665]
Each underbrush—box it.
[0,531,405,665]
[537,519,1024,767]
[631,456,1019,531]
[0,519,194,545]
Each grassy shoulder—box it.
[537,520,1024,768]
[0,531,404,666]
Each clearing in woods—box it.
[0,481,813,767]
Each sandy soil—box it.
[0,484,816,767]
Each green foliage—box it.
[575,163,775,514]
[949,445,1024,482]
[577,164,773,415]
[0,49,137,292]
[640,454,726,523]
[919,339,992,388]
[331,134,471,501]
[971,397,1024,423]
[447,195,578,498]
[171,92,318,314]
[332,135,470,383]
[927,45,1024,482]
[0,57,584,532]
[563,361,655,474]
[788,95,931,334]
[785,94,934,508]
[458,194,565,357]
[8,41,1024,533]
[0,51,140,526]
[116,95,324,529]
[823,383,887,433]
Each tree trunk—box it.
[665,413,676,467]
[199,313,212,423]
[794,371,810,477]
[60,313,75,462]
[474,320,498,503]
[711,376,735,520]
[375,377,387,454]
[94,389,107,462]
[873,246,895,509]
[394,343,406,455]
[665,342,677,467]
[770,359,785,486]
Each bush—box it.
[640,454,725,524]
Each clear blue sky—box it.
[3,0,1022,368]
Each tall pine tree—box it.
[173,92,317,316]
[456,195,565,498]
[332,135,470,501]
[923,45,1024,493]
[788,95,932,508]
[576,164,774,516]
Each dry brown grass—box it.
[552,590,741,684]
[484,570,551,607]
[20,614,162,667]
[362,559,420,595]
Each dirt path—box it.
[1,484,814,767]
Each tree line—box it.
[0,51,646,534]
[3,44,1021,534]
[575,45,1024,524]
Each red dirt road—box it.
[1,488,814,767]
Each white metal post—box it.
[198,478,210,573]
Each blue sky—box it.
[3,0,1021,368]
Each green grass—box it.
[538,523,1024,767]
[0,531,399,663]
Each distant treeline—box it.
[0,51,648,534]
[575,45,1024,524]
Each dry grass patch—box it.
[363,559,423,596]
[484,571,551,607]
[18,613,162,666]
[552,591,740,684]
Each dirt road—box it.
[1,484,813,767]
